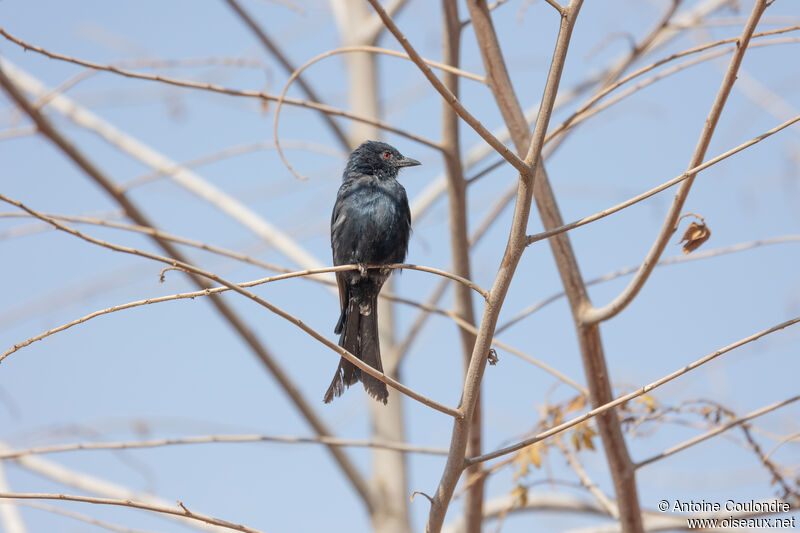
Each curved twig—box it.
[526,113,800,246]
[272,44,484,178]
[0,28,437,148]
[500,236,800,334]
[583,0,770,324]
[546,24,800,144]
[223,0,350,149]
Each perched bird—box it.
[323,141,420,404]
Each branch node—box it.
[543,0,566,16]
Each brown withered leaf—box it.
[571,430,581,451]
[679,221,711,254]
[571,422,598,452]
[565,394,587,414]
[636,394,658,413]
[511,484,528,506]
[582,426,597,450]
[513,442,545,480]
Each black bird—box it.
[324,141,420,404]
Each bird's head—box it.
[345,140,421,179]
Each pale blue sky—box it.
[1,1,799,532]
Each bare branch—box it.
[543,0,565,16]
[0,62,378,509]
[223,0,350,149]
[491,339,587,395]
[555,438,618,518]
[764,431,800,461]
[0,493,264,533]
[636,396,800,469]
[6,450,230,533]
[272,44,486,178]
[0,194,461,417]
[583,0,769,324]
[440,5,483,528]
[0,434,448,460]
[468,316,800,465]
[364,0,528,174]
[527,113,800,246]
[2,263,487,363]
[546,25,800,146]
[425,1,586,530]
[501,236,800,334]
[0,32,436,148]
[0,57,326,270]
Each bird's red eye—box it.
[383,151,391,159]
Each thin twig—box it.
[583,0,769,324]
[545,25,800,145]
[364,0,528,174]
[2,263,486,363]
[763,432,800,461]
[500,236,800,334]
[636,396,800,469]
[526,113,800,246]
[0,57,327,271]
[0,434,448,460]
[0,63,377,509]
[272,44,484,178]
[468,316,800,465]
[555,438,618,518]
[223,0,350,149]
[0,193,460,418]
[0,493,264,533]
[0,30,437,148]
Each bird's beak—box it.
[396,156,421,168]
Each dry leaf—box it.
[551,406,564,426]
[571,422,597,452]
[636,394,658,413]
[678,221,711,254]
[582,426,597,450]
[513,443,544,479]
[565,394,587,414]
[571,430,582,451]
[511,484,528,506]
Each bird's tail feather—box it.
[323,293,388,404]
[359,295,388,404]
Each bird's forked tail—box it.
[323,293,388,404]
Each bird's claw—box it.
[357,263,368,277]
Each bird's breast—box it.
[332,180,410,268]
